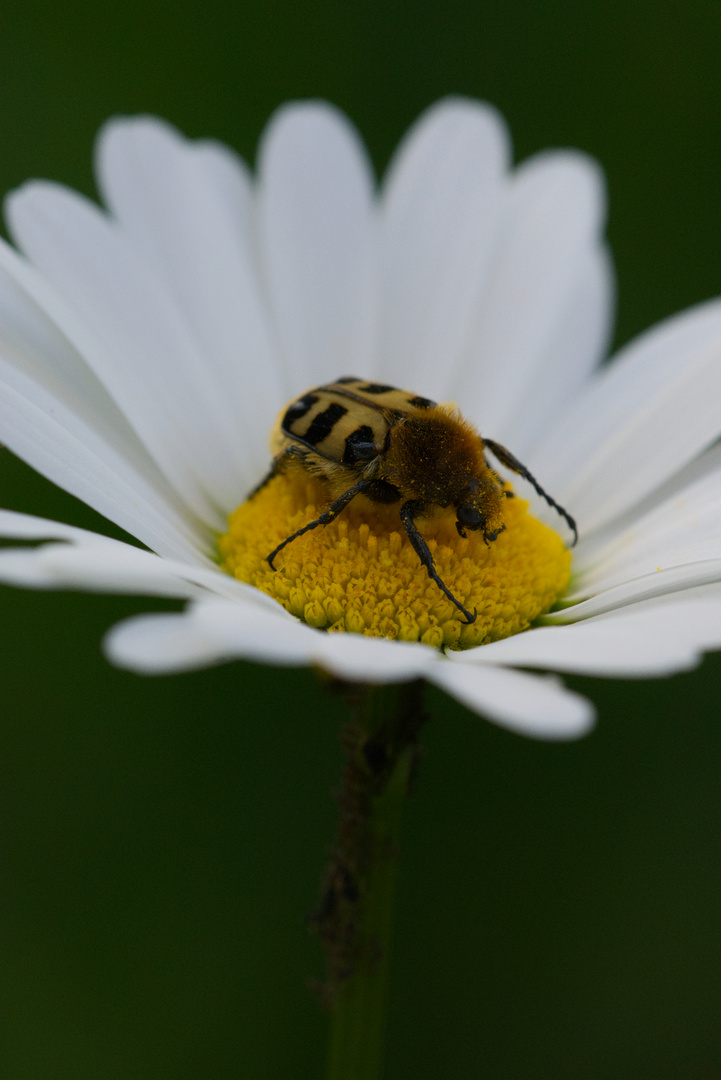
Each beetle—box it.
[257,377,576,625]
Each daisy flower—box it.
[2,97,721,741]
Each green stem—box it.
[312,680,427,1080]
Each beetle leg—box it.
[266,477,372,570]
[399,500,477,625]
[483,438,578,546]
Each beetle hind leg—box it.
[399,500,477,625]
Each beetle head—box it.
[454,478,506,543]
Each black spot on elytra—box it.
[343,425,377,464]
[282,393,318,431]
[407,395,436,409]
[303,402,348,445]
[358,382,395,394]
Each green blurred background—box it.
[1,2,720,1077]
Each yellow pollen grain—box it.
[218,472,571,650]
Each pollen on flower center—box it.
[218,472,571,649]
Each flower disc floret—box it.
[218,472,571,649]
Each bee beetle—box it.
[258,378,576,625]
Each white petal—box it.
[550,560,721,621]
[105,591,438,679]
[0,541,199,596]
[533,297,721,534]
[308,632,437,683]
[491,594,721,675]
[0,237,161,469]
[570,443,721,597]
[0,238,206,549]
[257,101,377,396]
[0,512,197,594]
[104,591,593,739]
[498,242,615,457]
[0,357,207,561]
[0,510,281,606]
[5,181,250,524]
[460,622,693,676]
[429,661,595,740]
[456,149,607,440]
[379,97,510,399]
[106,597,327,673]
[104,609,251,674]
[572,441,721,560]
[0,511,112,542]
[96,116,282,484]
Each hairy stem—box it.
[311,680,427,1080]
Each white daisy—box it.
[2,97,721,741]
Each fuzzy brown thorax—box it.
[382,410,483,502]
[380,406,504,524]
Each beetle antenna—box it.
[483,438,578,546]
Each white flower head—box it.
[2,97,721,740]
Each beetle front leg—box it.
[399,501,477,625]
[266,477,372,570]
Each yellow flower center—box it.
[218,472,571,650]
